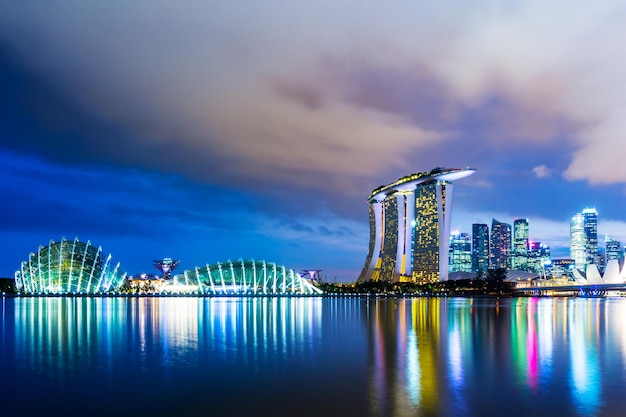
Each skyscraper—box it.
[449,231,472,273]
[489,219,511,270]
[472,223,489,274]
[571,208,599,271]
[512,219,529,271]
[528,242,551,276]
[583,207,599,265]
[358,167,476,283]
[606,235,622,264]
[570,213,585,269]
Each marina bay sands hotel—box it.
[358,167,476,284]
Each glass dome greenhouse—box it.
[163,259,322,295]
[15,237,126,294]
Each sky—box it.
[2,1,626,281]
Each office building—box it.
[489,219,511,270]
[472,223,489,274]
[512,219,529,271]
[571,207,599,271]
[449,231,472,273]
[583,207,599,265]
[606,236,623,264]
[570,213,585,269]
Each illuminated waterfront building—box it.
[472,223,489,274]
[449,231,472,273]
[15,237,126,294]
[512,219,529,271]
[358,167,476,283]
[14,239,321,296]
[168,259,322,295]
[572,259,626,284]
[489,219,511,270]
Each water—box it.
[1,296,626,417]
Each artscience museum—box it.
[14,238,321,296]
[572,259,626,285]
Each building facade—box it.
[571,207,599,271]
[570,213,585,269]
[512,219,529,271]
[358,167,476,284]
[606,236,623,264]
[449,231,472,273]
[471,223,489,274]
[489,219,511,270]
[583,207,599,266]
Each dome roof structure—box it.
[164,259,322,295]
[15,237,126,294]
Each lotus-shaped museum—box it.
[572,259,626,285]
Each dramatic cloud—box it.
[1,0,625,192]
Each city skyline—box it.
[3,2,626,281]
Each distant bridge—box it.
[515,283,626,297]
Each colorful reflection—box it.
[4,296,626,416]
[364,297,626,417]
[8,297,324,383]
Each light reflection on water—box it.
[2,296,626,416]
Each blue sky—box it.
[2,1,626,281]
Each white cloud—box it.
[533,164,552,178]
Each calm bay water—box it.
[1,296,626,416]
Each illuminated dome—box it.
[163,259,322,295]
[15,237,126,294]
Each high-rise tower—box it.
[606,236,623,264]
[570,213,585,269]
[358,167,476,284]
[583,207,598,265]
[472,223,489,274]
[489,219,511,270]
[512,219,529,271]
[449,231,472,273]
[571,208,599,271]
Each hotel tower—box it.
[358,167,476,284]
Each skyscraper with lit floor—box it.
[472,223,489,274]
[512,219,529,271]
[583,207,599,265]
[449,231,472,273]
[606,236,623,264]
[489,219,511,270]
[358,167,476,284]
[571,207,599,271]
[570,212,585,269]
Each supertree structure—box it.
[153,257,181,279]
